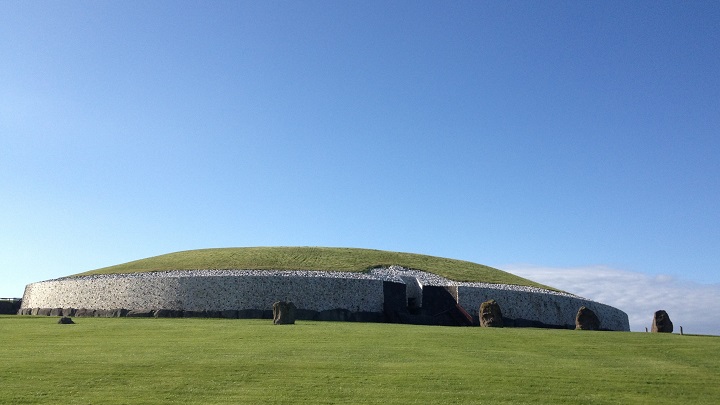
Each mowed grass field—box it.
[1,316,718,404]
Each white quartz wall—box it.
[458,286,629,331]
[21,275,385,313]
[21,271,630,331]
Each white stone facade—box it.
[457,286,628,331]
[20,269,630,331]
[21,273,385,313]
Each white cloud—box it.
[506,265,720,336]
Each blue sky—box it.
[1,2,718,334]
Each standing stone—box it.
[479,299,503,327]
[273,301,296,325]
[651,310,673,333]
[58,317,75,324]
[575,306,601,330]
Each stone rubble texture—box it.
[20,266,630,331]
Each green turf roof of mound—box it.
[72,247,557,291]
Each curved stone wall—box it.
[21,272,385,313]
[457,286,628,331]
[20,269,629,331]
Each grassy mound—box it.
[72,246,553,290]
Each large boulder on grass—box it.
[575,306,601,330]
[652,310,673,333]
[273,301,296,325]
[479,299,503,327]
[58,317,75,324]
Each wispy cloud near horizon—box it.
[506,265,720,336]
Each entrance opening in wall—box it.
[399,276,422,312]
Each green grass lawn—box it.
[72,246,554,289]
[1,316,718,404]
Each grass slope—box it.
[1,316,718,404]
[72,246,553,289]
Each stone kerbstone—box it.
[316,308,352,322]
[75,308,94,317]
[575,306,600,330]
[479,299,504,327]
[94,309,119,317]
[652,310,673,333]
[237,309,266,319]
[273,301,296,325]
[126,309,153,317]
[154,309,182,318]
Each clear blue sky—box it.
[1,2,718,332]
